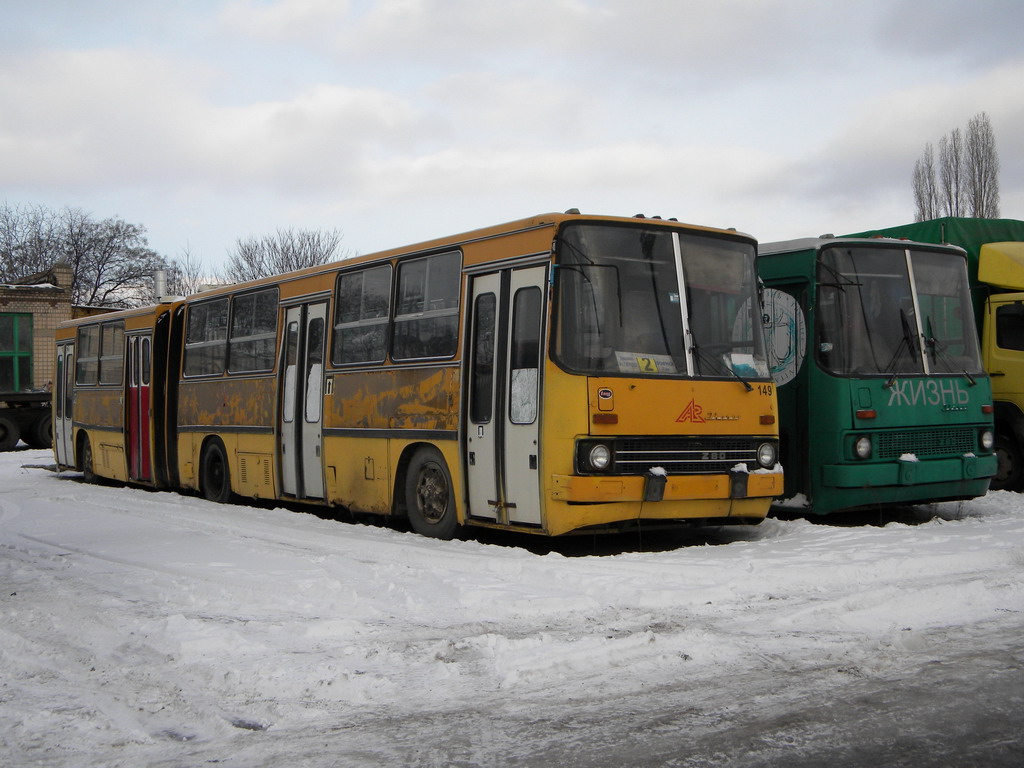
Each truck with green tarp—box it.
[843,217,1024,489]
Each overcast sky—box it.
[2,0,1022,270]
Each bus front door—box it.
[126,334,152,481]
[280,302,327,499]
[54,342,74,467]
[466,266,546,527]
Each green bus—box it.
[758,236,996,514]
[844,217,1024,489]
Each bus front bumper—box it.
[550,470,784,503]
[821,454,996,488]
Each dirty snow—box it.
[1,448,1022,767]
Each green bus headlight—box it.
[854,436,872,459]
[980,430,994,452]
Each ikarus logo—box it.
[887,379,971,407]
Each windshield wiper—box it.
[691,342,753,391]
[884,308,919,377]
[883,310,920,386]
[924,316,977,385]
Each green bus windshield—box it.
[816,244,983,377]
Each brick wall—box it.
[0,262,74,390]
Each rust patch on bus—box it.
[75,390,123,429]
[178,378,275,428]
[329,367,460,431]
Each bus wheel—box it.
[992,434,1023,491]
[405,447,458,539]
[201,440,233,503]
[0,414,20,451]
[25,412,52,449]
[80,436,98,483]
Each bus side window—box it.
[393,251,461,360]
[228,288,278,373]
[184,298,229,376]
[142,337,151,386]
[305,318,324,423]
[510,286,541,424]
[99,321,125,385]
[282,321,299,424]
[64,351,73,417]
[76,325,100,385]
[333,265,391,365]
[470,293,496,424]
[55,356,63,419]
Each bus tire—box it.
[0,415,19,451]
[80,436,98,483]
[25,412,52,449]
[992,433,1023,492]
[404,447,458,540]
[201,440,233,504]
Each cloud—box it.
[204,84,432,191]
[877,0,1024,68]
[215,0,1024,94]
[796,62,1024,204]
[219,0,354,45]
[0,47,433,194]
[218,0,830,86]
[2,1,1021,260]
[686,58,1024,239]
[0,49,211,186]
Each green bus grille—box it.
[876,428,977,460]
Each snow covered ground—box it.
[1,447,1022,767]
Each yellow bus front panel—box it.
[539,368,781,535]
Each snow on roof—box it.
[0,282,60,290]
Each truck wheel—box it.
[404,446,459,539]
[0,415,21,451]
[25,412,52,449]
[992,434,1023,492]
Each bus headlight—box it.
[588,443,612,471]
[756,442,777,468]
[854,436,872,459]
[980,430,994,452]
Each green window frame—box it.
[0,313,33,392]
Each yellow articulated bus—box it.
[54,212,782,538]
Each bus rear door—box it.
[126,333,152,482]
[54,342,74,467]
[279,302,327,499]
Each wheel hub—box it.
[417,465,448,523]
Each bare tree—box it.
[913,142,938,222]
[1,202,168,308]
[913,112,1000,220]
[167,245,217,297]
[0,202,60,279]
[222,227,352,284]
[61,208,167,307]
[937,128,965,217]
[966,111,1000,218]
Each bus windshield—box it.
[554,222,768,379]
[816,244,983,377]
